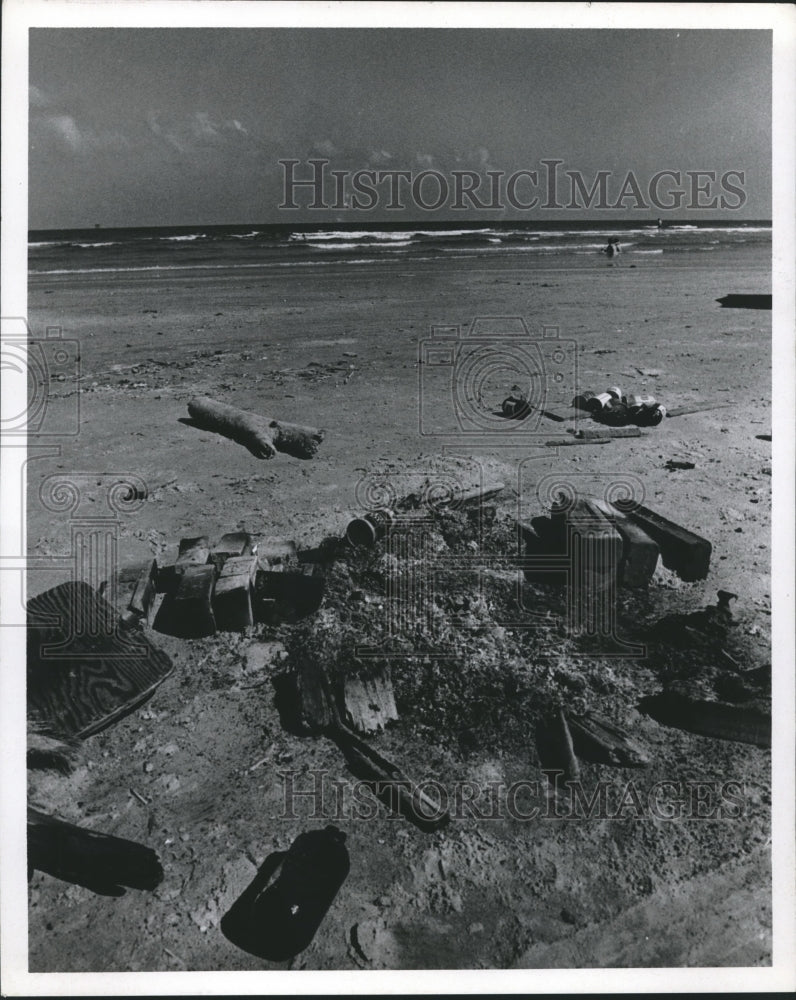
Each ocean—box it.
[28,220,771,277]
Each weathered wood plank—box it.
[27,581,173,740]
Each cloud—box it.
[368,149,393,166]
[48,114,83,150]
[311,138,337,157]
[33,111,129,154]
[29,84,50,109]
[191,112,220,139]
[145,110,253,154]
[146,110,188,153]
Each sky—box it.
[28,28,772,228]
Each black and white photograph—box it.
[1,1,794,993]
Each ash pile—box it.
[279,481,769,756]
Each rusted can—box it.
[345,508,395,547]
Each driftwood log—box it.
[187,396,324,459]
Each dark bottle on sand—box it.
[221,825,350,962]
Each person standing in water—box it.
[603,237,622,257]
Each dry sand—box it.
[26,247,772,970]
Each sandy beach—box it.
[25,244,772,970]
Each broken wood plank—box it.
[557,707,580,781]
[330,724,450,831]
[591,497,660,588]
[256,537,298,568]
[716,294,771,310]
[128,559,158,621]
[209,531,255,572]
[294,659,334,733]
[571,426,641,439]
[176,536,210,567]
[216,531,254,556]
[613,501,711,581]
[566,711,650,767]
[187,396,324,459]
[549,498,624,578]
[443,481,506,507]
[639,692,770,748]
[160,563,217,638]
[665,402,732,418]
[213,555,257,631]
[342,669,399,734]
[545,436,611,447]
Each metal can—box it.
[624,393,657,409]
[571,391,597,411]
[587,391,614,412]
[345,508,395,547]
[606,386,623,400]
